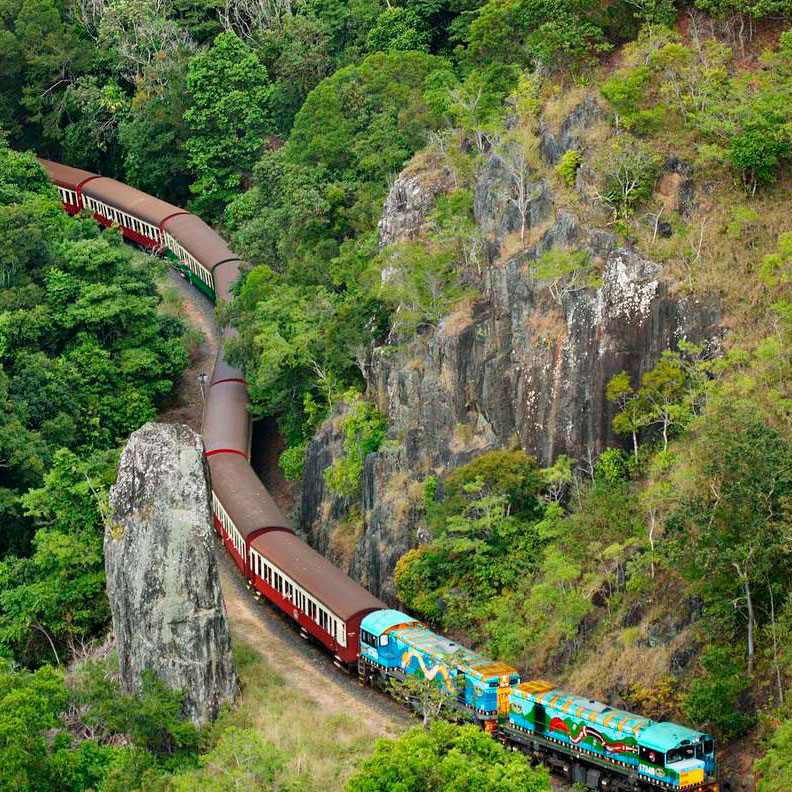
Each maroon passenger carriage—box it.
[38,158,385,669]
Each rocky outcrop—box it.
[377,152,454,248]
[539,95,608,165]
[368,211,720,472]
[301,98,719,602]
[106,422,238,727]
[474,151,554,243]
[304,213,720,599]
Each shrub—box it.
[756,715,792,792]
[324,391,387,498]
[278,442,308,481]
[595,136,662,217]
[728,122,791,194]
[556,149,582,186]
[346,720,550,791]
[681,646,756,741]
[600,67,664,136]
[595,448,628,483]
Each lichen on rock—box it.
[106,422,238,726]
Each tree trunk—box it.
[632,430,638,461]
[745,576,755,674]
[648,512,656,579]
[769,581,784,704]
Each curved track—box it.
[39,158,386,670]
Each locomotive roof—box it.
[37,158,98,189]
[391,623,519,681]
[362,609,421,634]
[203,379,250,458]
[250,530,386,623]
[81,176,185,227]
[639,721,708,752]
[512,682,654,739]
[207,454,291,541]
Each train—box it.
[39,158,720,792]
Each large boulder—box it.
[106,422,238,726]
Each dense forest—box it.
[4,0,792,787]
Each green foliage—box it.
[0,662,121,792]
[74,661,201,756]
[530,247,600,300]
[466,0,610,71]
[346,720,550,792]
[600,66,663,135]
[442,450,544,519]
[185,32,275,218]
[372,241,468,333]
[224,50,441,443]
[668,401,792,663]
[595,448,628,483]
[366,7,431,52]
[600,31,792,191]
[0,146,187,666]
[595,135,662,217]
[729,121,791,195]
[0,450,111,665]
[607,344,709,458]
[756,714,792,792]
[324,391,387,498]
[396,451,546,636]
[556,149,582,186]
[681,646,756,741]
[760,231,792,289]
[169,727,304,791]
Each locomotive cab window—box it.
[379,634,389,647]
[666,745,695,764]
[639,746,663,766]
[361,630,375,646]
[704,739,714,755]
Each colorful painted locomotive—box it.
[359,610,519,726]
[41,160,720,792]
[360,610,718,791]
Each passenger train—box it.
[39,158,720,792]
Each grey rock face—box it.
[473,150,553,244]
[539,95,608,165]
[301,100,720,602]
[378,159,454,248]
[302,212,720,599]
[369,213,720,470]
[106,422,238,726]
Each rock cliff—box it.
[300,99,721,603]
[106,422,238,726]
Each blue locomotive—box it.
[359,610,719,791]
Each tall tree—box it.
[185,31,274,218]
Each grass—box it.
[192,640,391,791]
[329,507,364,565]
